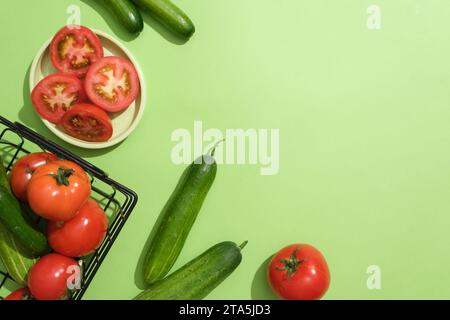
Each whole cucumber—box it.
[0,223,38,286]
[0,159,39,285]
[0,159,48,256]
[143,151,217,284]
[131,0,195,38]
[135,241,247,300]
[0,186,48,256]
[99,0,144,34]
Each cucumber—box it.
[0,159,39,285]
[0,186,48,256]
[131,0,195,38]
[0,159,48,256]
[143,151,217,284]
[99,0,144,34]
[0,223,38,286]
[135,241,247,300]
[0,158,10,192]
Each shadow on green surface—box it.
[81,0,140,42]
[133,211,167,291]
[19,64,51,138]
[251,256,279,300]
[82,0,189,45]
[134,166,192,290]
[19,63,123,159]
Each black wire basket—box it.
[0,115,138,300]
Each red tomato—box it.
[60,103,113,142]
[27,160,91,221]
[31,73,87,123]
[28,254,79,300]
[4,288,31,300]
[50,25,104,78]
[84,56,140,112]
[48,199,108,257]
[10,152,58,202]
[268,244,330,300]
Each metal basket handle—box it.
[13,121,108,178]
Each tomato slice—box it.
[31,73,87,124]
[61,103,113,142]
[84,56,140,112]
[50,25,104,78]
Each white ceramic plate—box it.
[29,29,147,149]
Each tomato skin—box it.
[50,25,104,78]
[27,160,91,222]
[61,103,113,142]
[84,56,140,112]
[28,254,79,300]
[9,152,58,202]
[268,244,330,300]
[31,73,87,123]
[48,199,108,257]
[4,288,31,300]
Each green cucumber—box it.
[0,159,48,256]
[0,158,10,192]
[0,223,38,286]
[143,150,217,284]
[135,241,247,300]
[99,0,144,34]
[131,0,195,38]
[0,186,48,256]
[0,159,39,285]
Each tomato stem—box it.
[239,241,248,250]
[209,139,225,157]
[277,248,304,277]
[49,167,75,186]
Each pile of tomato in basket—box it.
[2,152,108,300]
[31,25,140,143]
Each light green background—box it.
[1,0,450,299]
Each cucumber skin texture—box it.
[136,241,243,300]
[0,158,10,192]
[0,159,48,256]
[0,186,48,256]
[100,0,144,34]
[0,160,38,285]
[0,223,38,286]
[143,155,217,284]
[131,0,195,38]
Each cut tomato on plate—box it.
[50,25,104,78]
[85,56,140,112]
[31,73,87,124]
[61,103,113,142]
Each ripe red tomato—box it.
[28,254,79,300]
[50,25,104,78]
[31,73,87,123]
[61,103,113,142]
[268,244,330,300]
[84,56,140,112]
[48,199,108,257]
[4,288,31,300]
[27,160,91,221]
[10,152,58,202]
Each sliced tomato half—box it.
[31,73,87,123]
[61,103,113,142]
[50,25,104,78]
[84,56,140,112]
